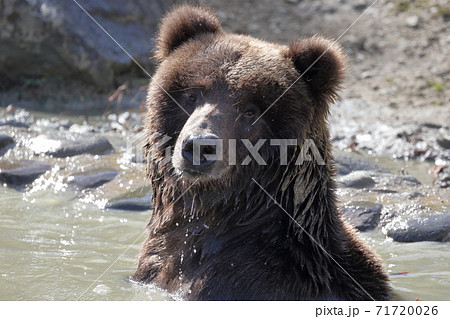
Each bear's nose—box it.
[181,135,220,167]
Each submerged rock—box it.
[341,201,382,231]
[385,214,450,242]
[67,170,119,190]
[0,160,52,188]
[28,133,113,157]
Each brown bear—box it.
[133,4,391,300]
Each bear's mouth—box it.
[174,164,225,181]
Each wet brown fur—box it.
[133,4,391,300]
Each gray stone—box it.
[28,133,113,157]
[67,170,119,190]
[337,170,376,188]
[105,186,152,211]
[341,201,382,231]
[105,195,152,211]
[436,138,450,149]
[0,160,52,188]
[0,135,14,149]
[0,0,176,88]
[0,119,29,128]
[385,214,450,242]
[334,154,384,175]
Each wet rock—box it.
[436,138,450,149]
[67,170,119,190]
[422,123,442,129]
[341,201,382,231]
[337,170,376,188]
[0,160,52,188]
[0,135,14,150]
[0,0,173,88]
[28,133,113,157]
[105,195,152,211]
[334,154,384,175]
[105,186,152,211]
[353,2,368,11]
[385,214,450,242]
[407,191,423,199]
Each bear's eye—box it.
[187,94,197,103]
[244,110,255,117]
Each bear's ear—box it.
[284,36,345,103]
[155,5,222,61]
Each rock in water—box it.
[337,170,376,188]
[28,133,113,157]
[67,170,119,190]
[0,160,52,188]
[0,135,14,150]
[341,202,382,231]
[385,214,450,242]
[105,195,152,211]
[334,154,385,175]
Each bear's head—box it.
[146,4,344,187]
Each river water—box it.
[1,176,449,301]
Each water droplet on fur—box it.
[188,289,192,294]
[193,249,197,253]
[176,222,179,227]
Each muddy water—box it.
[0,185,172,301]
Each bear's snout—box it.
[181,134,221,167]
[173,132,225,179]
